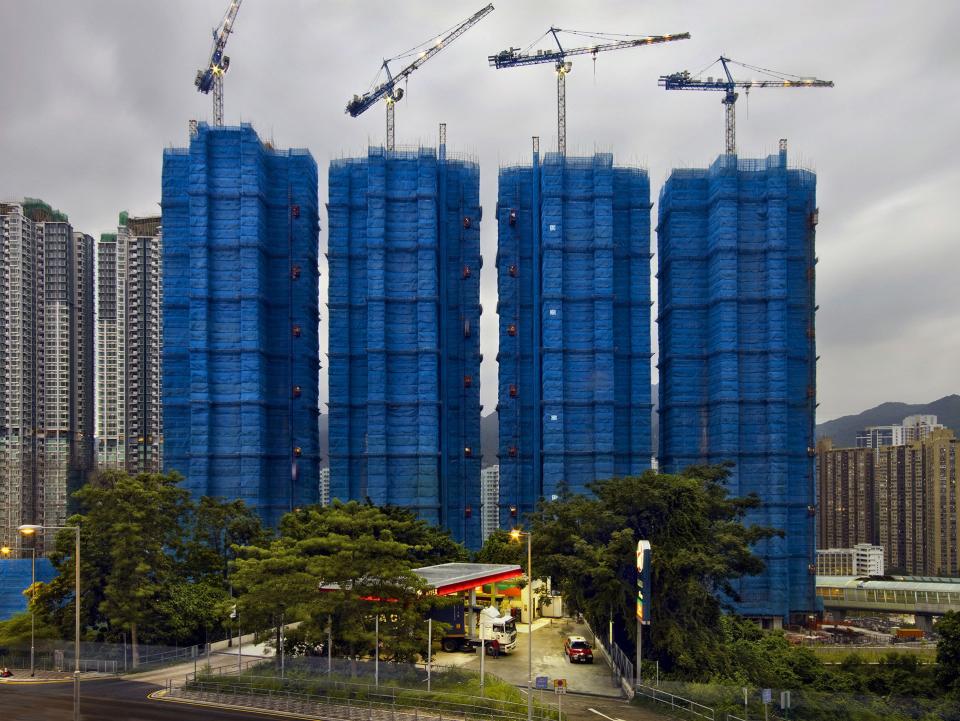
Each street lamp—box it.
[510,528,533,721]
[19,524,80,721]
[1,544,37,676]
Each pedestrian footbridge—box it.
[817,575,960,628]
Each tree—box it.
[78,470,190,664]
[232,502,460,663]
[936,611,960,690]
[32,471,264,656]
[182,496,270,584]
[474,529,524,566]
[526,465,779,677]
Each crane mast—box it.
[195,0,243,126]
[346,4,495,150]
[659,56,834,155]
[489,28,690,154]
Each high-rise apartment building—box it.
[657,143,818,623]
[481,465,500,541]
[1,199,94,551]
[96,213,163,473]
[923,429,959,577]
[327,142,482,548]
[162,123,320,527]
[875,442,926,574]
[819,429,960,577]
[816,544,884,576]
[903,415,943,444]
[497,149,652,527]
[319,467,330,507]
[817,439,875,549]
[856,425,904,449]
[855,415,942,449]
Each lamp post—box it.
[19,524,80,721]
[510,528,533,721]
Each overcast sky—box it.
[1,0,958,423]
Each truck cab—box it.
[431,603,517,654]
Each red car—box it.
[564,635,593,663]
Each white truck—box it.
[434,604,518,654]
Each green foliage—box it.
[0,612,59,649]
[936,611,960,690]
[524,465,778,677]
[474,529,524,566]
[182,496,270,584]
[30,470,267,652]
[233,501,467,663]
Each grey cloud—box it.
[1,0,957,424]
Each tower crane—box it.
[195,0,243,127]
[658,56,834,155]
[489,28,690,155]
[346,4,494,151]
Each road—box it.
[0,678,301,721]
[436,617,623,697]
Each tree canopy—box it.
[31,470,267,659]
[475,465,779,677]
[232,501,467,662]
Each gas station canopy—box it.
[414,563,523,596]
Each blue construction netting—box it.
[657,147,818,620]
[327,146,482,548]
[161,123,320,528]
[0,558,55,620]
[497,152,652,526]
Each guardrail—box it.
[581,618,633,697]
[635,684,715,720]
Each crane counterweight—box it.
[346,4,494,150]
[194,0,243,127]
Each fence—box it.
[634,683,715,720]
[582,617,633,696]
[0,640,199,674]
[168,679,554,721]
[167,661,562,721]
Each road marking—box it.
[587,708,626,721]
[587,708,620,721]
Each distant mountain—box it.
[815,394,960,447]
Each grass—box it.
[192,662,559,720]
[809,645,937,664]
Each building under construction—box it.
[657,143,818,624]
[161,123,320,526]
[327,141,482,548]
[497,148,653,525]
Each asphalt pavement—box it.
[436,617,624,697]
[0,677,302,721]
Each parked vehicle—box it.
[430,603,518,654]
[564,635,593,663]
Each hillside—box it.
[815,394,960,447]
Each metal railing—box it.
[635,683,715,720]
[581,617,633,695]
[166,679,560,721]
